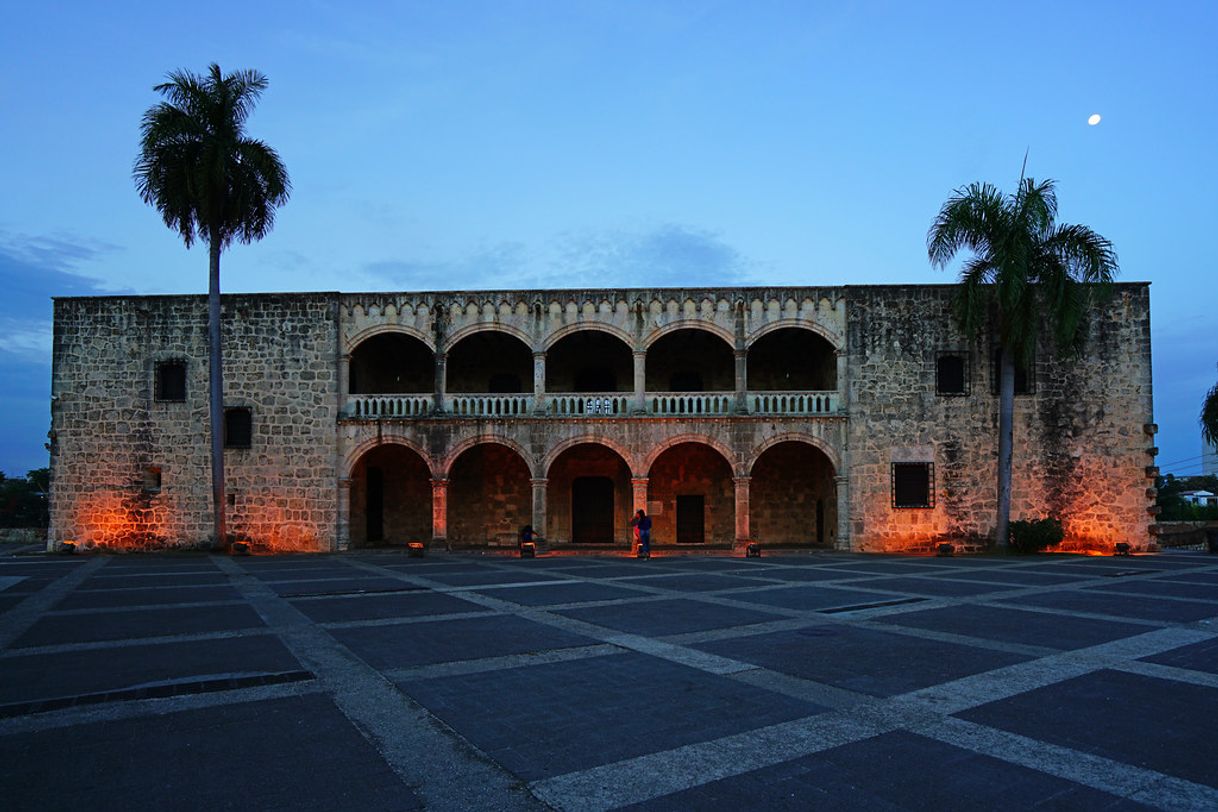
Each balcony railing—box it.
[343,390,840,419]
[547,394,631,416]
[647,393,734,416]
[750,391,836,415]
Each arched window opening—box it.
[349,333,434,394]
[447,332,532,393]
[547,331,632,393]
[747,328,836,391]
[646,330,733,393]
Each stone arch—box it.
[746,319,841,351]
[543,435,638,477]
[346,323,435,354]
[442,322,535,354]
[748,434,839,548]
[343,435,437,479]
[642,319,735,350]
[747,432,840,474]
[642,433,738,477]
[441,434,536,478]
[542,321,637,352]
[345,438,435,548]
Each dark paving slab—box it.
[0,694,417,811]
[478,581,651,607]
[648,558,762,572]
[99,558,221,571]
[1033,562,1180,576]
[77,572,231,590]
[559,598,785,636]
[729,585,907,612]
[863,576,1017,598]
[1141,637,1218,675]
[747,566,868,583]
[373,560,502,574]
[1157,571,1218,585]
[331,614,595,669]
[696,626,1029,697]
[933,568,1087,586]
[564,562,665,578]
[1085,579,1218,602]
[269,577,416,597]
[0,595,23,614]
[421,570,568,587]
[245,567,371,582]
[0,562,90,575]
[874,604,1150,650]
[614,573,776,592]
[957,669,1218,788]
[3,577,61,595]
[56,585,243,610]
[1010,590,1218,623]
[11,604,266,648]
[625,730,1150,811]
[827,561,947,575]
[291,591,486,623]
[398,652,821,781]
[0,634,301,706]
[895,555,1030,566]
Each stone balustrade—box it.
[749,391,837,415]
[343,390,843,419]
[546,394,631,416]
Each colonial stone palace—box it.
[47,284,1155,554]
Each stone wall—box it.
[844,284,1154,552]
[49,294,340,551]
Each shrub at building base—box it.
[1009,518,1064,554]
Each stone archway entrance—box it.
[349,444,432,547]
[751,441,837,547]
[447,444,532,547]
[546,443,632,545]
[647,442,735,545]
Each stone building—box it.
[47,284,1156,554]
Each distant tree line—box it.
[0,469,49,528]
[1157,474,1218,521]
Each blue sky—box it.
[1,1,1215,476]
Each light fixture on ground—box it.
[60,540,77,554]
[519,542,536,558]
[407,541,425,558]
[231,540,251,556]
[745,543,761,558]
[1114,542,1132,556]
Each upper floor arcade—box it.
[338,287,846,419]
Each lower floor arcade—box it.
[344,432,841,551]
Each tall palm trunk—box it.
[207,235,227,548]
[995,350,1016,548]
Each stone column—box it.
[835,474,850,551]
[531,478,548,538]
[835,349,847,413]
[734,349,748,414]
[336,477,352,551]
[434,352,447,414]
[338,353,351,417]
[631,476,649,516]
[533,352,547,415]
[733,476,750,547]
[430,478,449,548]
[632,351,646,414]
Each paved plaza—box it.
[1,548,1217,810]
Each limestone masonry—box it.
[47,285,1156,554]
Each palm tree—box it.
[135,64,290,548]
[1202,382,1218,448]
[928,176,1118,548]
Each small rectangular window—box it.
[936,353,969,395]
[991,349,1033,395]
[892,462,934,509]
[155,361,187,401]
[224,407,253,449]
[143,466,162,493]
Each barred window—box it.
[892,462,934,509]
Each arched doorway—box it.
[349,333,434,394]
[748,328,837,390]
[546,443,631,544]
[647,442,735,545]
[751,441,837,546]
[645,329,734,392]
[447,443,532,547]
[447,331,532,393]
[349,444,432,547]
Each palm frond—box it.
[1202,382,1218,447]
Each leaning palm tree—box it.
[135,64,290,548]
[928,176,1118,548]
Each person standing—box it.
[631,509,652,558]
